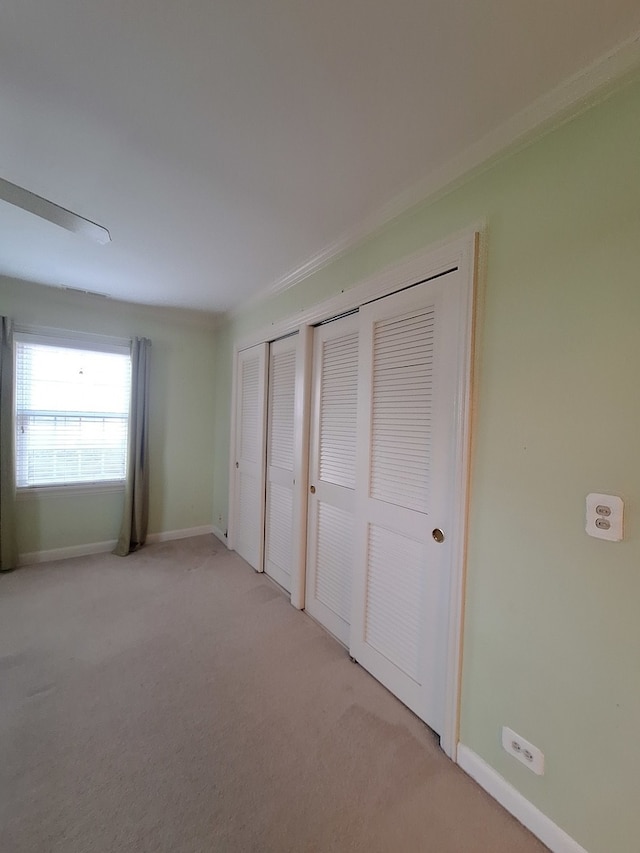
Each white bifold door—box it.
[305,314,359,645]
[232,342,268,571]
[350,271,463,735]
[264,334,298,592]
[232,264,468,739]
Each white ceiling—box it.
[1,1,639,313]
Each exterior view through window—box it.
[15,338,131,488]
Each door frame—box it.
[228,227,481,760]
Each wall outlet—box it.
[502,726,544,775]
[586,493,623,541]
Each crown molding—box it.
[231,29,640,319]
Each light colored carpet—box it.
[0,536,549,852]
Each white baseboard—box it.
[211,525,228,546]
[457,744,588,853]
[19,539,118,566]
[146,525,214,544]
[18,525,215,566]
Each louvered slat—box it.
[265,481,293,579]
[236,472,260,567]
[314,501,353,622]
[319,331,358,489]
[364,524,426,681]
[370,307,435,514]
[240,356,260,463]
[268,348,296,471]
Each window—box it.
[15,335,131,489]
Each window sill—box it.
[16,481,126,501]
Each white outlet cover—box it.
[586,493,624,541]
[502,726,545,775]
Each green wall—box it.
[213,76,640,853]
[0,279,217,554]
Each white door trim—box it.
[439,236,477,760]
[228,228,479,759]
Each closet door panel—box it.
[264,335,298,591]
[350,270,462,734]
[305,315,359,645]
[232,343,268,570]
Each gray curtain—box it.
[0,317,18,571]
[113,337,151,556]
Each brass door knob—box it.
[432,528,445,543]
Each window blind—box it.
[15,340,131,488]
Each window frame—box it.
[13,327,132,499]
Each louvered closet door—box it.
[305,314,359,645]
[233,343,268,570]
[350,270,462,734]
[264,334,298,592]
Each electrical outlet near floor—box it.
[502,726,544,775]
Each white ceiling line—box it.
[233,28,640,318]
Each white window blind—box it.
[15,339,132,488]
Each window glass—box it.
[15,340,131,488]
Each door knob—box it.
[310,485,316,494]
[432,528,445,543]
[235,461,239,469]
